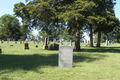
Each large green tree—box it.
[0,14,22,40]
[87,0,117,47]
[37,29,60,41]
[14,0,96,51]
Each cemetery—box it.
[0,40,120,80]
[0,0,120,80]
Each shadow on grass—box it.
[74,47,120,53]
[0,53,107,74]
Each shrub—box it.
[48,43,59,50]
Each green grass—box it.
[0,41,120,80]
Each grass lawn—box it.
[0,41,120,80]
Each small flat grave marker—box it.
[10,45,13,46]
[59,45,73,68]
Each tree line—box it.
[0,14,29,41]
[0,0,120,51]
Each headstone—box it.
[58,46,73,68]
[105,40,108,46]
[111,41,114,44]
[7,41,9,43]
[15,42,17,44]
[70,40,72,46]
[43,37,48,49]
[20,41,22,44]
[24,43,29,49]
[85,44,87,46]
[10,45,13,46]
[1,40,4,44]
[53,39,56,43]
[13,39,15,41]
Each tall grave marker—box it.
[43,37,48,49]
[58,45,73,68]
[70,40,72,46]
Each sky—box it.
[0,0,120,38]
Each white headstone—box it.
[105,40,108,46]
[58,46,73,68]
[70,40,72,46]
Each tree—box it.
[20,25,29,41]
[37,29,60,41]
[14,0,96,51]
[0,14,22,40]
[112,19,120,43]
[90,0,117,47]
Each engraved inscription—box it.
[58,45,73,67]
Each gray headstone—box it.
[58,46,73,68]
[105,40,108,46]
[15,42,17,44]
[70,40,72,46]
[85,44,87,46]
[20,41,22,44]
[111,41,114,44]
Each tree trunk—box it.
[74,17,80,51]
[89,24,93,47]
[96,30,101,47]
[75,27,80,51]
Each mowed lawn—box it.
[0,41,120,80]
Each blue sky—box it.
[114,0,120,20]
[0,0,119,19]
[0,0,25,16]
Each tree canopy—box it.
[0,14,22,40]
[13,0,119,50]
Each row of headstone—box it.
[105,40,114,46]
[32,40,40,44]
[59,40,73,46]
